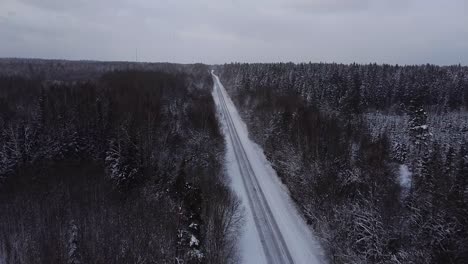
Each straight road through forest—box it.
[212,71,324,264]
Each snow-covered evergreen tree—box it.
[408,99,431,148]
[67,220,81,264]
[105,137,141,190]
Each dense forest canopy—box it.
[0,60,241,264]
[218,62,468,263]
[219,63,468,111]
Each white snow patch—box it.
[398,164,412,196]
[399,164,412,189]
[189,222,198,230]
[189,235,199,247]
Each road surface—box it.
[212,71,324,264]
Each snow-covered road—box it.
[212,71,325,264]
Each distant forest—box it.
[219,63,468,263]
[0,60,242,264]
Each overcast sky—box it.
[0,0,467,65]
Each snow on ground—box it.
[224,127,268,264]
[212,71,325,264]
[399,164,412,189]
[398,164,412,198]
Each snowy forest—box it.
[218,63,468,263]
[0,59,242,264]
[1,59,467,264]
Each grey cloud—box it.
[284,0,372,14]
[0,0,467,65]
